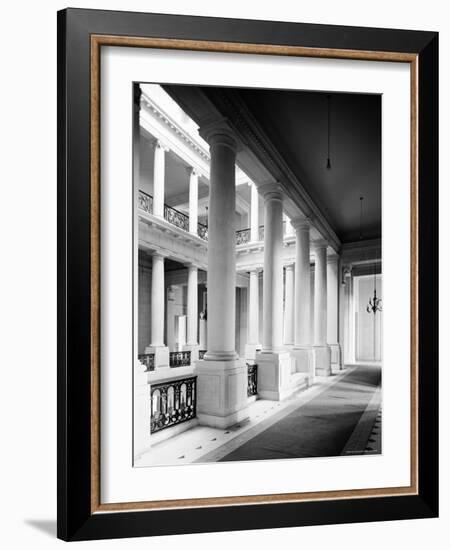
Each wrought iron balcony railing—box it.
[138,190,153,214]
[247,363,258,397]
[164,204,189,232]
[169,350,191,367]
[197,223,208,241]
[138,353,155,371]
[139,190,277,246]
[150,376,197,433]
[236,228,251,245]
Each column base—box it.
[244,343,262,362]
[144,345,169,368]
[194,359,249,428]
[329,343,342,369]
[255,351,304,401]
[183,344,200,363]
[290,346,314,384]
[313,345,332,376]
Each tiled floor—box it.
[135,368,348,467]
[135,364,381,467]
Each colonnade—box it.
[143,126,340,428]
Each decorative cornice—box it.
[141,92,210,161]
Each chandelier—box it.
[366,270,382,315]
[359,197,382,315]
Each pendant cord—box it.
[359,196,363,240]
[326,95,331,169]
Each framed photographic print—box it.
[57,8,438,541]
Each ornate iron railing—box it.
[198,350,207,360]
[138,190,153,214]
[138,353,155,371]
[150,376,197,433]
[164,204,189,232]
[236,228,251,245]
[197,223,208,241]
[247,363,258,397]
[169,350,191,367]
[139,190,272,245]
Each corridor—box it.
[136,364,381,467]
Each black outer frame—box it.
[57,8,438,542]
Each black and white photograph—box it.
[133,82,382,467]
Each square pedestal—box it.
[329,343,342,369]
[194,359,249,428]
[144,345,169,368]
[290,347,314,384]
[255,351,296,401]
[182,344,200,363]
[244,343,262,362]
[313,345,332,376]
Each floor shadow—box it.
[25,519,57,538]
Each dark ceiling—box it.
[235,88,381,243]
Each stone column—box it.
[152,140,166,218]
[255,185,294,400]
[183,264,199,362]
[313,242,331,376]
[283,264,295,346]
[145,252,169,367]
[250,183,259,242]
[188,168,198,235]
[327,255,342,369]
[289,219,314,380]
[195,123,248,427]
[245,268,261,360]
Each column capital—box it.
[258,182,284,203]
[291,216,311,231]
[151,250,167,260]
[313,239,328,251]
[154,139,170,153]
[327,253,340,265]
[199,118,239,152]
[248,266,262,275]
[284,263,295,271]
[187,166,198,177]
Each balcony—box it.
[139,190,266,245]
[139,190,208,241]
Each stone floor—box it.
[135,364,382,467]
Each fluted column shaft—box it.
[204,132,238,361]
[283,264,295,345]
[188,169,198,235]
[248,269,260,344]
[153,141,165,218]
[314,244,328,345]
[250,183,259,242]
[150,253,165,346]
[293,221,311,347]
[262,189,284,352]
[187,265,198,345]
